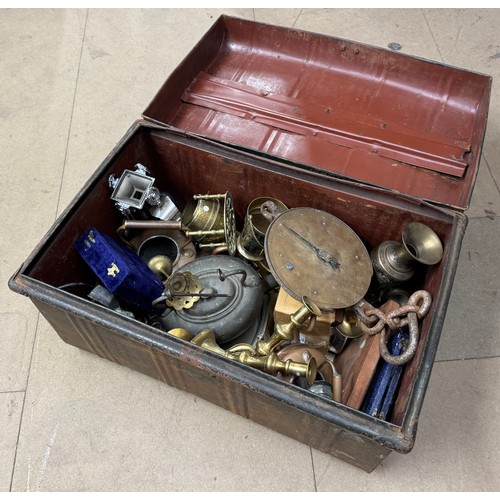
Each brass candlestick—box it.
[256,296,321,356]
[190,328,317,385]
[371,222,444,285]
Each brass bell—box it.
[371,222,444,285]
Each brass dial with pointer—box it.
[264,207,372,311]
[282,223,341,271]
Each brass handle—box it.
[121,220,183,231]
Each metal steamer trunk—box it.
[9,16,492,472]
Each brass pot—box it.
[182,196,224,244]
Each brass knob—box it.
[147,255,173,280]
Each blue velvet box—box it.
[74,227,164,314]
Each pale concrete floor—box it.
[1,8,500,492]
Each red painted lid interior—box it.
[144,15,492,209]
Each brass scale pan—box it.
[264,207,372,311]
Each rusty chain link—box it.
[353,290,432,365]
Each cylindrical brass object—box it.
[121,214,225,241]
[237,197,288,262]
[116,220,184,251]
[181,193,236,256]
[291,296,322,326]
[182,196,224,242]
[332,373,342,403]
[121,220,184,231]
[277,344,333,387]
[187,229,226,238]
[402,222,444,266]
[256,296,321,356]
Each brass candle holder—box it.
[371,222,444,285]
[189,328,317,385]
[256,295,322,356]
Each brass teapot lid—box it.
[264,208,372,311]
